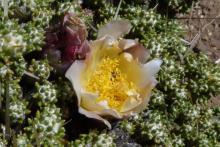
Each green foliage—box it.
[0,19,27,56]
[25,104,65,146]
[0,78,29,123]
[71,131,116,147]
[33,81,57,106]
[167,0,197,12]
[29,60,51,80]
[148,0,198,14]
[0,132,7,146]
[16,133,32,147]
[16,81,65,146]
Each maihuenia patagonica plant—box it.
[0,0,219,146]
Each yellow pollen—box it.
[86,57,138,111]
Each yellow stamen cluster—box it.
[86,57,138,111]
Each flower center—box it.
[86,57,138,111]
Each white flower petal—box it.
[97,20,132,39]
[95,109,122,119]
[119,39,150,63]
[120,97,142,113]
[81,91,109,111]
[143,59,162,77]
[97,100,110,108]
[65,60,119,127]
[131,79,157,113]
[123,53,133,62]
[136,59,161,88]
[65,60,85,106]
[90,36,117,51]
[65,61,112,110]
[119,39,137,49]
[79,107,112,129]
[136,59,160,112]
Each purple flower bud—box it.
[43,13,90,74]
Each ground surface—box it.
[176,0,220,106]
[177,0,220,60]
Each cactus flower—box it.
[65,20,162,128]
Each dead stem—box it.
[24,71,40,80]
[114,0,123,20]
[189,1,195,41]
[5,75,10,141]
[181,14,220,59]
[189,14,220,50]
[64,119,72,126]
[152,3,159,11]
[3,0,8,17]
[87,22,98,32]
[0,78,2,109]
[12,130,18,147]
[35,130,41,147]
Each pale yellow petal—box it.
[81,92,122,118]
[143,59,162,77]
[121,59,161,114]
[118,52,143,85]
[137,78,157,112]
[119,39,150,63]
[97,20,132,39]
[129,60,161,112]
[79,107,112,129]
[65,60,85,106]
[120,97,142,113]
[81,36,121,85]
[95,109,122,119]
[81,91,109,111]
[119,39,137,49]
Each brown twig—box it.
[2,0,8,17]
[87,22,98,32]
[5,75,10,141]
[34,130,41,147]
[189,1,195,41]
[64,119,72,126]
[183,14,220,51]
[171,17,220,20]
[24,71,40,80]
[12,129,18,147]
[0,78,2,109]
[152,3,159,11]
[114,0,123,20]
